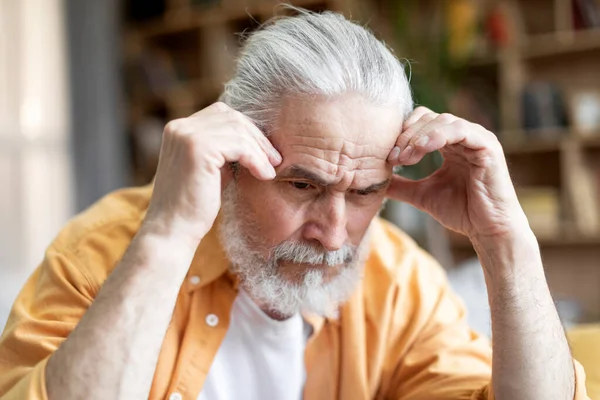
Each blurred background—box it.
[1,0,600,388]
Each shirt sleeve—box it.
[0,247,95,399]
[383,248,590,400]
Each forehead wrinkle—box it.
[285,121,394,158]
[317,158,389,188]
[286,131,390,152]
[286,144,386,170]
[279,157,389,190]
[285,140,390,161]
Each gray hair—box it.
[219,6,413,134]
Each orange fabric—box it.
[0,185,589,399]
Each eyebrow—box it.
[278,165,390,193]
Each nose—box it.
[303,194,348,252]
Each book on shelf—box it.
[516,187,561,238]
[568,90,600,136]
[573,0,600,29]
[521,82,569,138]
[563,142,600,236]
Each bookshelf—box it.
[523,27,600,59]
[122,0,600,321]
[123,0,348,183]
[449,0,600,322]
[351,0,600,321]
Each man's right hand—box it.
[142,102,282,246]
[45,101,281,399]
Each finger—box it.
[399,115,495,166]
[234,134,277,180]
[398,114,457,165]
[387,111,438,163]
[218,132,276,181]
[196,102,283,166]
[409,116,489,157]
[232,113,283,167]
[402,106,435,130]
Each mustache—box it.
[272,240,355,267]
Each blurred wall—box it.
[65,0,129,212]
[0,0,129,329]
[0,0,73,327]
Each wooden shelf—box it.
[522,28,600,60]
[500,130,600,155]
[501,135,562,155]
[465,28,600,66]
[578,134,600,149]
[129,78,223,116]
[130,0,329,39]
[449,231,600,249]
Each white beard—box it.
[218,182,371,318]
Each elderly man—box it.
[0,9,589,400]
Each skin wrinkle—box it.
[281,151,382,192]
[278,165,390,195]
[281,138,392,191]
[219,95,403,317]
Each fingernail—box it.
[387,146,401,161]
[271,148,282,163]
[415,136,429,147]
[267,165,277,179]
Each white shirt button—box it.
[206,313,219,327]
[169,392,183,400]
[189,275,201,285]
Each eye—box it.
[354,189,374,196]
[290,181,314,190]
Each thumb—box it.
[386,175,430,211]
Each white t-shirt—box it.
[198,289,310,400]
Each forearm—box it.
[473,228,574,400]
[45,227,198,400]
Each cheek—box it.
[346,196,386,243]
[238,178,306,246]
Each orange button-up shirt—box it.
[0,186,589,399]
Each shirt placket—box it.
[165,277,237,400]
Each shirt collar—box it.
[184,214,232,292]
[183,221,328,330]
[181,214,378,330]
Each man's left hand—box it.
[386,106,528,242]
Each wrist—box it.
[140,215,208,251]
[135,223,203,266]
[471,226,542,282]
[109,228,201,291]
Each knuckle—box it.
[430,127,445,137]
[210,101,230,113]
[225,108,240,118]
[164,119,185,136]
[233,116,248,127]
[224,109,247,125]
[452,119,469,131]
[487,130,500,144]
[422,113,438,123]
[229,118,250,135]
[490,135,503,152]
[438,113,455,123]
